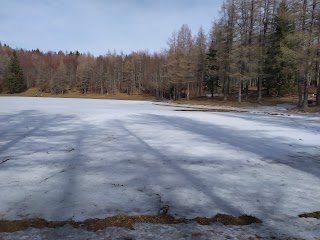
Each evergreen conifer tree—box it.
[264,0,294,96]
[204,43,220,99]
[4,51,26,93]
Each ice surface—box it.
[0,97,319,239]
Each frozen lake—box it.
[0,97,319,239]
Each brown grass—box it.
[0,218,75,233]
[0,88,155,101]
[0,214,262,233]
[299,211,320,219]
[289,105,320,113]
[174,95,298,108]
[302,106,320,113]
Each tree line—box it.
[207,0,320,108]
[0,0,319,109]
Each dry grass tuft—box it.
[290,105,320,113]
[173,95,298,108]
[0,214,262,233]
[212,214,262,225]
[0,218,76,232]
[299,212,320,219]
[83,214,188,231]
[303,106,320,113]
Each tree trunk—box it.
[238,80,242,103]
[187,82,190,101]
[258,78,262,103]
[303,77,309,110]
[316,81,320,106]
[245,81,249,102]
[223,76,228,102]
[100,81,104,95]
[211,84,214,99]
[316,45,320,106]
[298,79,302,107]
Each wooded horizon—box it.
[0,0,319,110]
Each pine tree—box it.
[204,43,220,99]
[264,0,294,96]
[4,51,26,93]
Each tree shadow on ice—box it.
[0,110,79,167]
[0,109,318,238]
[133,113,320,179]
[0,110,86,221]
[107,120,286,231]
[0,109,180,221]
[112,119,295,238]
[123,113,320,237]
[112,121,245,218]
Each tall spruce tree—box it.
[4,51,26,93]
[204,43,220,99]
[264,0,294,96]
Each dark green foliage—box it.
[4,51,26,93]
[264,0,297,96]
[204,43,220,98]
[0,55,7,92]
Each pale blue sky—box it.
[0,0,223,55]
